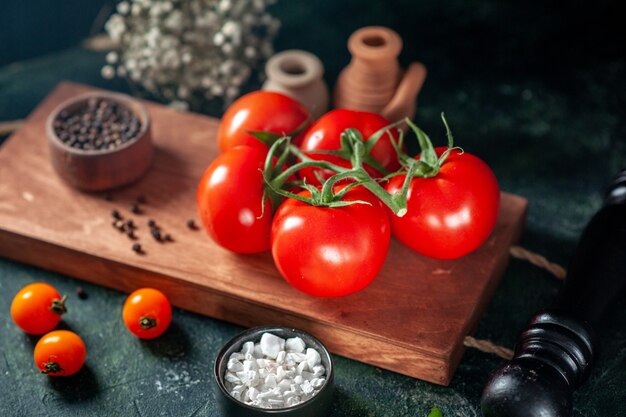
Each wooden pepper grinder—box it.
[334,26,427,122]
[481,169,626,417]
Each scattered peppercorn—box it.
[76,287,88,300]
[186,219,198,230]
[113,219,126,231]
[126,219,136,229]
[127,229,137,240]
[132,243,143,254]
[111,209,122,220]
[164,234,174,242]
[148,219,156,228]
[151,228,162,242]
[130,203,142,215]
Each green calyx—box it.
[247,115,312,148]
[49,295,67,315]
[392,113,462,179]
[260,113,461,218]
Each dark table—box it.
[1,1,625,416]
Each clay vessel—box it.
[334,26,427,122]
[262,50,329,119]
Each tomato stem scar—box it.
[139,316,157,329]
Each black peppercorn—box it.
[111,209,122,220]
[186,219,197,230]
[76,287,88,300]
[148,219,156,228]
[130,203,141,214]
[151,228,162,242]
[132,243,143,254]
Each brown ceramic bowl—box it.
[46,91,153,191]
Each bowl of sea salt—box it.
[213,326,334,416]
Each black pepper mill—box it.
[481,169,626,417]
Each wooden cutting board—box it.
[0,82,527,385]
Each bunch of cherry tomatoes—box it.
[196,91,501,297]
[10,283,171,377]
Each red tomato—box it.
[271,186,390,297]
[34,330,86,377]
[10,283,66,335]
[123,288,172,339]
[217,91,310,153]
[385,148,500,259]
[197,146,273,253]
[298,109,400,185]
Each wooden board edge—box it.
[0,229,453,385]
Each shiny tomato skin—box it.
[271,187,390,297]
[218,91,310,153]
[11,283,65,335]
[197,146,273,253]
[385,148,500,260]
[34,330,86,377]
[298,109,400,185]
[123,288,172,339]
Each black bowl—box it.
[214,326,334,417]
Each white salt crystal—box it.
[268,398,284,406]
[294,375,303,385]
[243,360,257,372]
[312,365,325,377]
[296,361,307,375]
[248,387,259,401]
[300,371,314,381]
[311,378,325,388]
[276,350,286,364]
[306,348,321,368]
[264,374,277,388]
[301,380,314,395]
[253,343,264,358]
[242,341,255,355]
[277,379,291,391]
[285,337,306,353]
[229,352,245,361]
[288,352,307,363]
[225,372,240,384]
[227,358,243,372]
[276,366,286,382]
[286,396,299,407]
[260,333,285,359]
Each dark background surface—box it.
[1,1,625,416]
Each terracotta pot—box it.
[334,26,427,123]
[262,50,329,119]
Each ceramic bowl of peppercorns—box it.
[46,91,153,191]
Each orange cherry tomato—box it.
[34,330,86,377]
[122,288,172,339]
[10,283,67,335]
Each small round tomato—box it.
[298,109,401,185]
[11,283,67,335]
[34,330,86,377]
[217,91,310,153]
[385,148,500,259]
[271,186,390,297]
[197,146,274,253]
[123,288,172,339]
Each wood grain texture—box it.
[0,82,527,385]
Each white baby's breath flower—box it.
[103,0,279,107]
